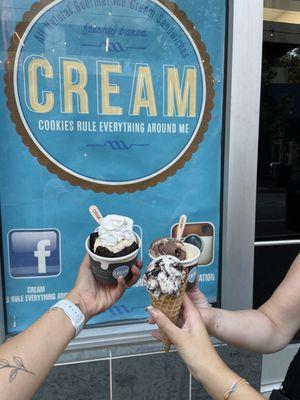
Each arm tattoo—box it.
[0,356,35,383]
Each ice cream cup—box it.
[181,243,201,290]
[86,233,141,284]
[148,241,200,291]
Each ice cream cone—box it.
[150,270,188,352]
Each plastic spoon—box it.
[89,205,103,225]
[176,214,187,240]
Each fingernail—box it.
[145,306,158,317]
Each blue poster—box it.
[0,0,226,333]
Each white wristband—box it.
[51,299,85,337]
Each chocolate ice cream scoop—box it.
[149,237,186,260]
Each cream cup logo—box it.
[112,265,130,279]
[5,0,214,193]
[188,267,197,283]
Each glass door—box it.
[255,3,300,394]
[255,0,300,310]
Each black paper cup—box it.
[86,233,141,284]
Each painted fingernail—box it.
[145,306,154,314]
[145,306,158,317]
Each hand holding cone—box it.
[150,271,188,351]
[143,255,188,352]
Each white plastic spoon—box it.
[176,214,187,240]
[89,205,103,225]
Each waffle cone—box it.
[150,270,188,352]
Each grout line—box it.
[55,347,178,367]
[55,357,110,366]
[109,350,113,400]
[111,348,177,360]
[189,373,192,400]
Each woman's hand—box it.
[148,285,218,334]
[148,295,265,399]
[147,294,225,380]
[187,285,217,333]
[66,254,142,321]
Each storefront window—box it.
[255,1,300,341]
[256,0,300,240]
[0,0,226,337]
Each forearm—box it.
[193,357,264,400]
[209,254,300,353]
[0,308,75,400]
[210,308,289,353]
[187,340,264,399]
[0,254,140,400]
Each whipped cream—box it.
[143,255,186,299]
[94,214,136,253]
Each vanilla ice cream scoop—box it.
[143,255,187,299]
[93,214,137,255]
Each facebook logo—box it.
[8,229,61,278]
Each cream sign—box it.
[5,0,214,193]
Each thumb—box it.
[182,295,206,329]
[183,294,202,319]
[188,287,211,310]
[76,254,91,279]
[147,306,183,345]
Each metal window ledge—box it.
[68,322,154,351]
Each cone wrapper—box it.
[150,270,188,352]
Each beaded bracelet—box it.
[224,377,249,399]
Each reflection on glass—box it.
[256,37,300,239]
